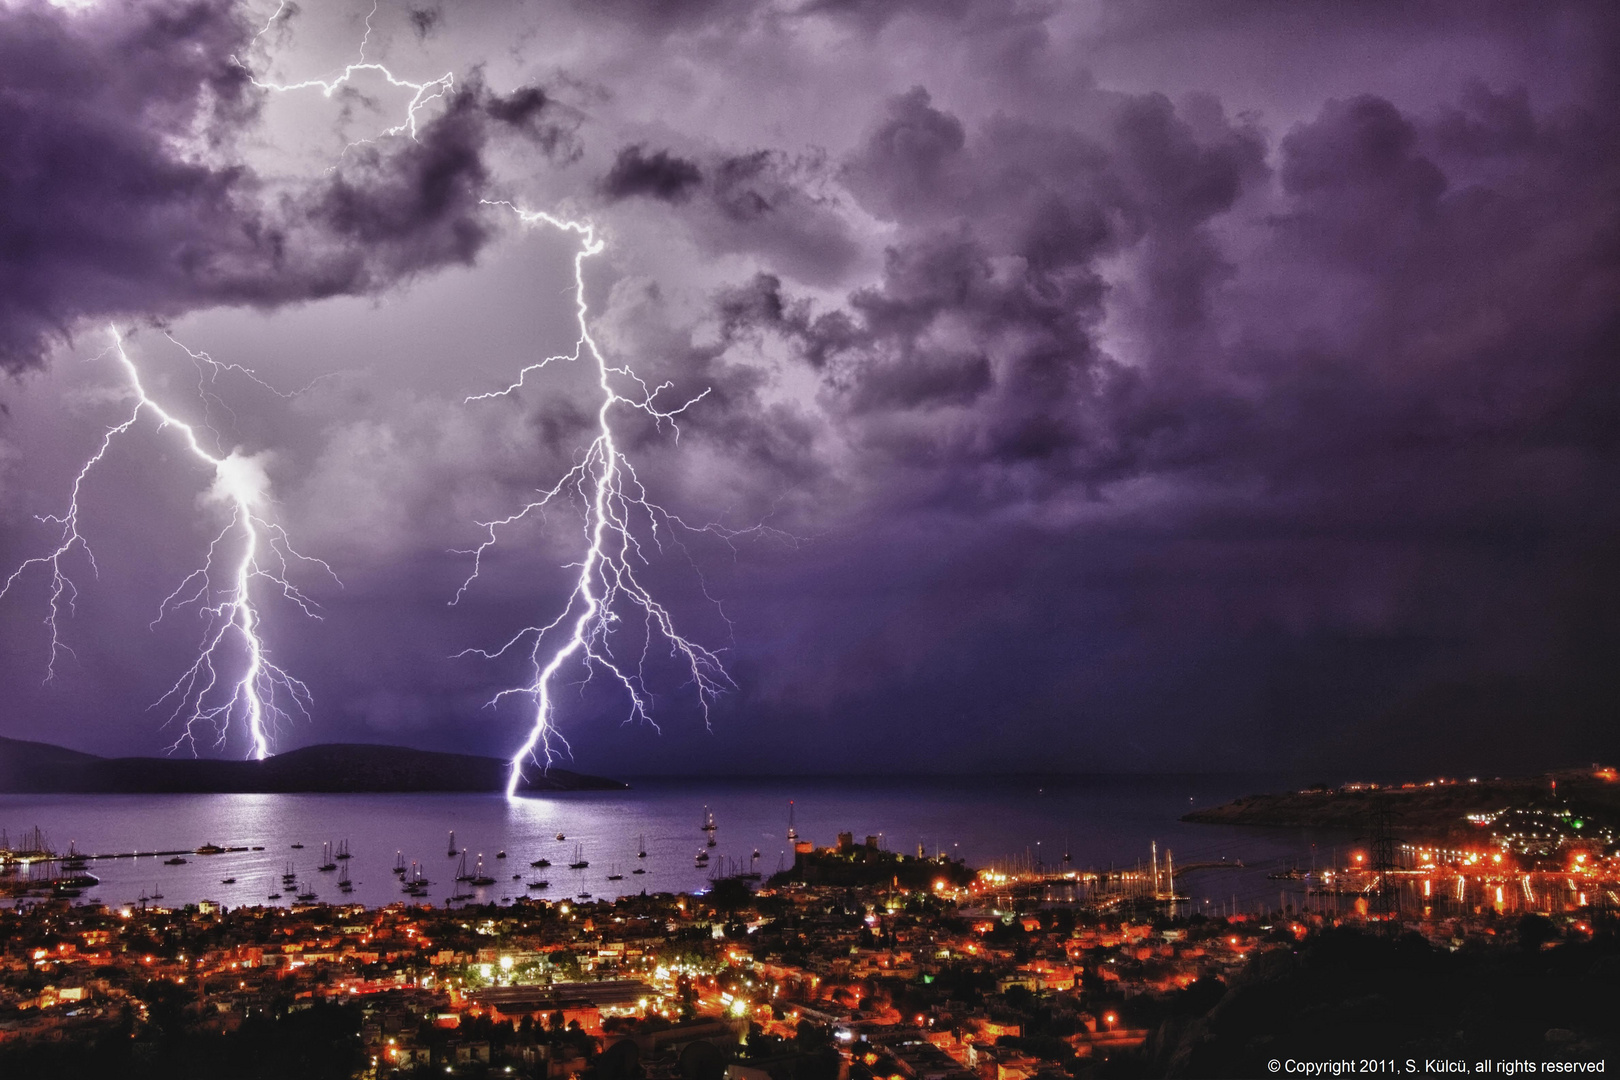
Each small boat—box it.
[530,858,551,868]
[163,856,187,865]
[268,892,282,900]
[448,831,457,857]
[291,842,304,849]
[632,867,645,875]
[556,832,566,841]
[577,891,592,899]
[528,880,549,889]
[495,850,506,859]
[513,874,523,881]
[220,877,237,885]
[695,851,710,866]
[250,846,265,852]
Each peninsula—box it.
[1184,766,1619,842]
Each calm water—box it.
[1,775,1344,913]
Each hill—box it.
[0,736,624,794]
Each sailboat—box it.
[470,855,497,887]
[606,864,623,881]
[335,839,351,861]
[394,851,407,876]
[568,844,589,870]
[317,842,338,873]
[454,850,472,882]
[448,831,458,857]
[338,863,354,893]
[403,863,431,895]
[637,835,647,859]
[528,879,550,890]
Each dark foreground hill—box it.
[0,736,624,793]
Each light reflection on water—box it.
[1,775,1339,911]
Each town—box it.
[1,822,1616,1077]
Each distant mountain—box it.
[0,736,625,794]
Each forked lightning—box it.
[1,330,336,759]
[457,203,735,797]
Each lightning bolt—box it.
[0,329,337,759]
[237,0,454,149]
[456,203,737,797]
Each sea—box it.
[1,775,1354,914]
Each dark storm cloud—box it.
[717,83,1266,497]
[0,0,568,373]
[637,8,1620,772]
[600,144,704,203]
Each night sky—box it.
[1,0,1617,778]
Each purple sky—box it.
[1,0,1617,778]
